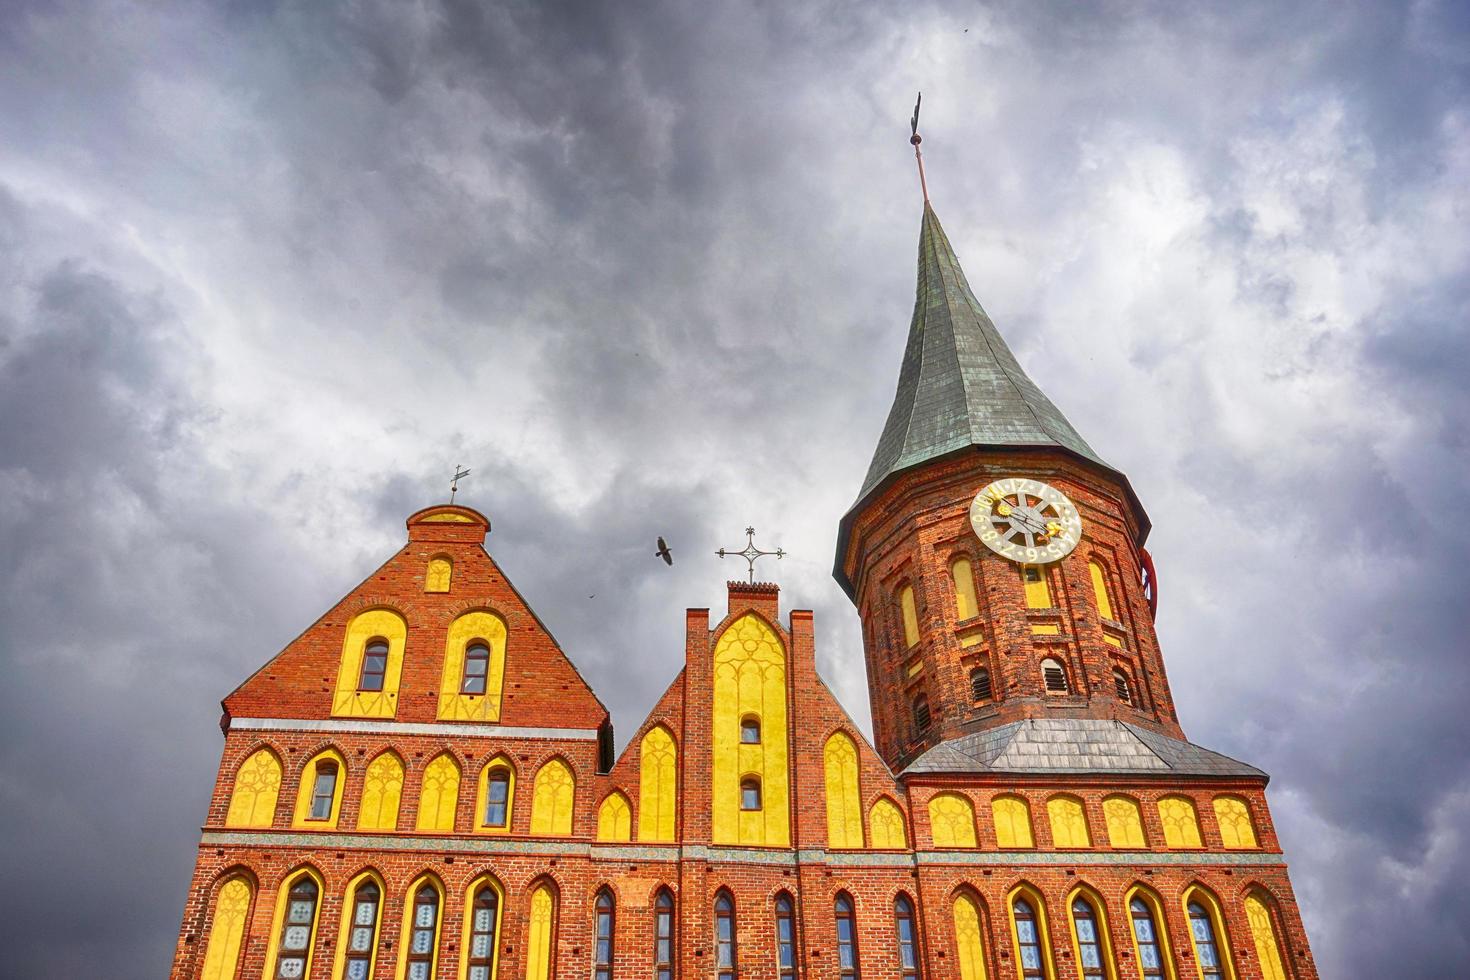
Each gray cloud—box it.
[0,1,1466,976]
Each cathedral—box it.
[170,168,1319,980]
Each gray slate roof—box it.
[901,719,1266,780]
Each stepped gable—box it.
[901,718,1265,779]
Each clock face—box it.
[969,478,1083,564]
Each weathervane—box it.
[449,464,470,504]
[910,91,930,203]
[716,527,785,583]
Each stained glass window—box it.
[1013,897,1044,979]
[1130,897,1164,980]
[715,892,737,979]
[654,889,675,980]
[273,877,317,980]
[1188,902,1223,978]
[343,881,379,980]
[465,885,499,980]
[358,639,389,692]
[1072,897,1105,980]
[462,642,490,695]
[308,763,337,821]
[484,768,510,828]
[405,884,439,980]
[776,893,797,979]
[593,889,615,980]
[895,895,920,979]
[835,893,859,978]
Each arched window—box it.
[951,892,987,980]
[461,642,490,694]
[741,777,762,811]
[358,639,389,692]
[1022,565,1052,608]
[464,882,500,980]
[952,557,979,620]
[1186,901,1224,978]
[1244,891,1289,980]
[1157,796,1203,848]
[270,874,320,980]
[740,716,761,744]
[340,878,381,980]
[1089,560,1115,621]
[199,876,252,980]
[482,765,512,829]
[654,889,675,980]
[597,792,632,842]
[225,748,282,828]
[402,883,440,980]
[913,694,932,733]
[309,762,339,821]
[1113,668,1133,705]
[358,752,404,831]
[835,892,860,978]
[900,584,921,647]
[639,725,678,842]
[869,797,908,849]
[1070,895,1107,980]
[776,892,797,979]
[970,667,993,701]
[715,891,738,980]
[824,731,863,850]
[525,883,557,980]
[1128,895,1167,980]
[928,792,978,848]
[993,795,1034,848]
[1011,897,1045,980]
[1102,795,1146,849]
[1213,796,1259,849]
[415,754,460,832]
[1047,795,1091,848]
[593,889,615,980]
[894,894,921,979]
[1041,659,1069,694]
[529,758,575,835]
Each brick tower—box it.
[171,165,1318,980]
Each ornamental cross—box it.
[449,465,471,503]
[716,527,786,583]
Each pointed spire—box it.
[857,202,1111,501]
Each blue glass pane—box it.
[1192,919,1212,942]
[1082,946,1101,968]
[1017,921,1037,943]
[1134,919,1155,942]
[350,926,373,951]
[781,947,794,967]
[282,926,309,950]
[838,919,853,941]
[1021,947,1041,969]
[409,964,428,980]
[288,900,314,924]
[901,946,916,968]
[355,902,376,926]
[840,947,854,968]
[474,907,494,931]
[470,968,489,980]
[778,919,792,941]
[412,929,433,954]
[277,959,304,979]
[1077,919,1096,942]
[597,939,610,961]
[471,934,490,958]
[1140,946,1160,968]
[347,961,368,980]
[718,919,732,941]
[1198,944,1219,968]
[718,945,732,967]
[416,904,436,928]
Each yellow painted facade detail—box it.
[332,608,407,718]
[952,558,979,620]
[1244,894,1288,980]
[711,614,789,847]
[458,876,504,980]
[225,748,282,828]
[1022,565,1052,608]
[1089,560,1115,620]
[1103,795,1146,848]
[416,754,460,832]
[596,792,632,842]
[992,795,1034,848]
[199,877,252,980]
[330,871,384,980]
[524,884,555,980]
[292,749,346,830]
[425,556,452,593]
[358,752,404,831]
[1158,796,1203,848]
[639,725,677,841]
[1214,796,1258,849]
[929,792,978,848]
[823,731,863,849]
[1103,633,1124,648]
[422,512,474,523]
[1031,623,1061,635]
[437,610,507,722]
[1047,795,1091,848]
[262,868,324,980]
[900,585,921,647]
[869,797,907,849]
[529,758,574,836]
[394,875,444,980]
[472,756,516,834]
[952,892,989,980]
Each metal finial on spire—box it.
[910,91,930,204]
[716,526,785,583]
[449,465,470,503]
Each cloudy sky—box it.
[1,0,1467,976]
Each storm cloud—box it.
[1,1,1467,976]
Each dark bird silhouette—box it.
[655,537,673,566]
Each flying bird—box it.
[655,537,673,566]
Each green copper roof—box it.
[859,202,1109,497]
[833,203,1148,599]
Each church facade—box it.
[170,199,1318,980]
